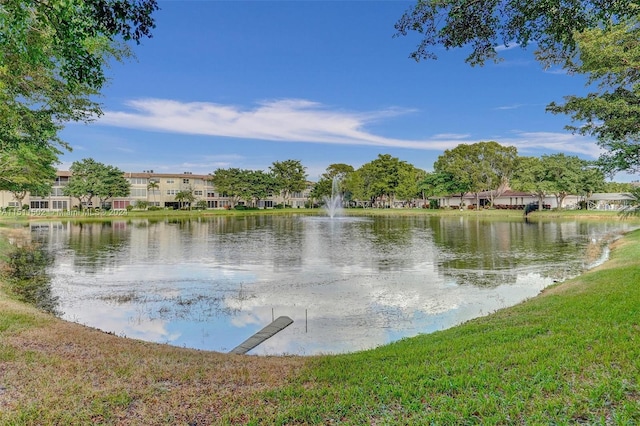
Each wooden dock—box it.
[229,316,294,355]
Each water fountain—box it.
[323,176,343,218]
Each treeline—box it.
[5,142,635,210]
[215,141,630,209]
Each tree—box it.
[547,20,640,175]
[94,165,130,208]
[396,166,427,207]
[245,170,277,208]
[1,0,157,204]
[0,144,58,207]
[174,189,195,210]
[418,171,462,208]
[511,156,553,211]
[355,154,415,208]
[310,163,355,205]
[147,179,159,205]
[63,158,130,209]
[1,0,158,154]
[269,160,307,207]
[209,168,246,207]
[433,141,517,207]
[395,0,633,67]
[395,3,640,175]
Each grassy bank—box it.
[2,205,631,224]
[1,214,639,424]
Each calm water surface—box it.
[33,214,632,355]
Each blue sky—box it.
[59,0,629,181]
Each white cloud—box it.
[502,131,602,158]
[96,98,601,159]
[494,104,524,110]
[98,98,463,151]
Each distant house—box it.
[433,189,571,210]
[586,193,635,210]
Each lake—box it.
[31,214,632,355]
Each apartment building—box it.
[0,171,313,211]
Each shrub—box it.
[3,244,60,315]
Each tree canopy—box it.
[395,0,634,66]
[0,144,58,206]
[1,0,158,152]
[395,2,640,175]
[63,158,130,208]
[269,160,307,207]
[546,20,640,175]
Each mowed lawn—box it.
[0,216,639,424]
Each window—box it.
[166,179,174,184]
[55,176,69,186]
[194,190,203,196]
[130,188,147,197]
[207,191,215,198]
[183,178,190,184]
[52,200,68,210]
[112,200,130,209]
[50,187,65,196]
[166,189,179,195]
[30,201,49,209]
[128,178,147,185]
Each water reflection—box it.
[35,215,634,355]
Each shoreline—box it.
[1,211,640,423]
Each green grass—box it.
[251,230,640,424]
[1,213,640,424]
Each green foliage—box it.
[513,154,604,209]
[174,189,195,209]
[258,230,640,424]
[0,144,58,204]
[620,187,640,218]
[395,0,634,66]
[310,163,355,201]
[547,19,640,175]
[63,158,130,208]
[434,141,519,205]
[395,2,640,176]
[350,154,419,207]
[0,0,158,153]
[270,159,307,206]
[2,244,59,315]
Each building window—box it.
[30,201,49,209]
[166,179,174,184]
[207,191,215,198]
[128,178,147,185]
[166,189,179,195]
[130,188,147,197]
[112,200,130,209]
[183,178,190,184]
[52,200,67,210]
[194,190,203,196]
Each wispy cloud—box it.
[98,98,462,151]
[495,43,520,52]
[493,104,525,111]
[502,131,602,158]
[97,98,600,158]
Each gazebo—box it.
[586,193,635,210]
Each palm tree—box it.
[620,187,640,218]
[147,180,159,206]
[174,189,195,210]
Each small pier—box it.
[229,316,294,355]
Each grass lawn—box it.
[0,210,639,424]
